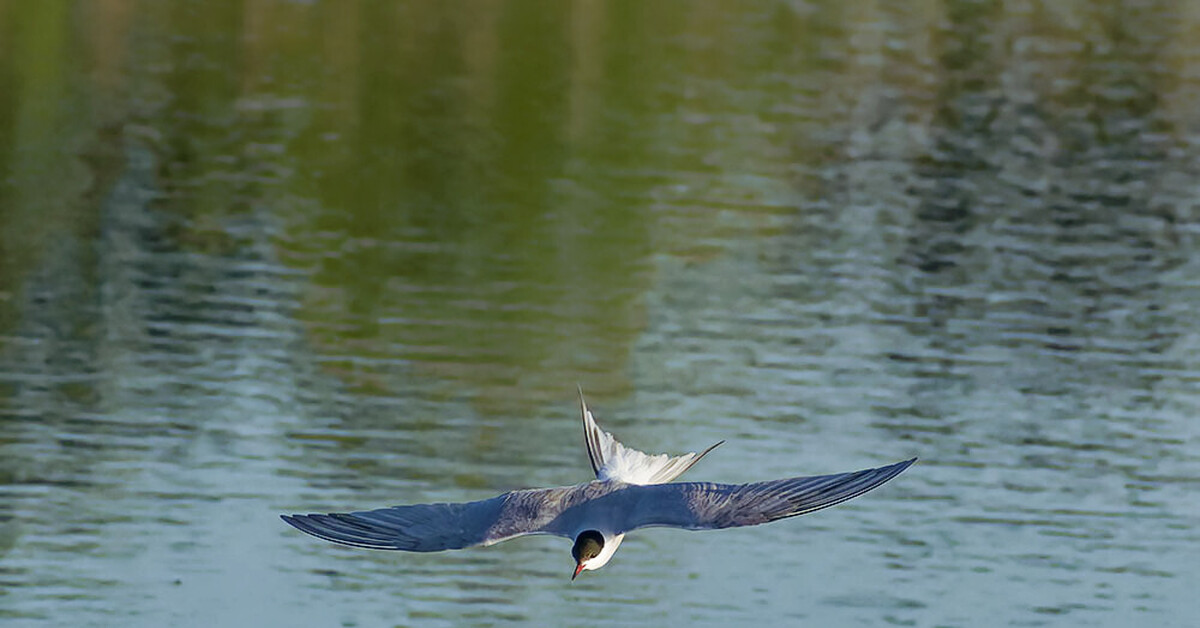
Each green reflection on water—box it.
[1,0,1198,417]
[1,1,1200,626]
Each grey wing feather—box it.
[281,487,575,552]
[623,458,916,531]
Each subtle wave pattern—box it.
[1,2,1199,627]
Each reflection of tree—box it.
[278,2,689,414]
[907,0,1193,384]
[0,1,1198,622]
[0,1,93,335]
[2,0,1198,415]
[809,0,1200,465]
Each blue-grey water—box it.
[2,1,1199,626]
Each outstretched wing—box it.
[579,386,722,485]
[282,486,578,552]
[620,458,916,532]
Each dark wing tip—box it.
[808,457,916,509]
[579,388,606,477]
[280,511,405,550]
[280,513,308,532]
[696,440,726,463]
[668,439,725,481]
[722,457,917,527]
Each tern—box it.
[282,388,916,580]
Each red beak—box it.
[572,563,585,581]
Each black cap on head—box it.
[571,530,605,580]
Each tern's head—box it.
[571,530,606,580]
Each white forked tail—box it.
[578,386,722,485]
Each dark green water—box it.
[2,1,1198,626]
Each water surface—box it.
[1,1,1199,626]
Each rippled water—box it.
[2,1,1199,626]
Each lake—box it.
[1,1,1198,626]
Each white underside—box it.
[579,388,719,485]
[582,532,625,571]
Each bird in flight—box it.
[282,388,916,580]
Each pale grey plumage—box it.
[283,389,916,576]
[281,458,916,552]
